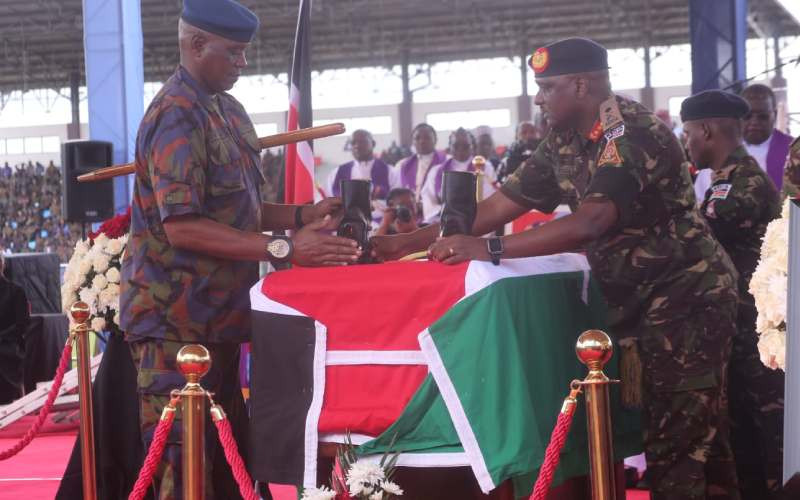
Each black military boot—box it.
[439,171,477,237]
[337,179,373,263]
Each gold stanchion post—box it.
[473,155,487,202]
[575,329,617,500]
[176,345,211,500]
[69,301,97,500]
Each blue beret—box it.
[528,38,609,77]
[182,0,259,43]
[680,90,751,122]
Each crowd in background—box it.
[0,161,82,262]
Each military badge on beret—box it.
[529,47,550,74]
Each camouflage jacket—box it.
[699,146,780,294]
[501,95,739,337]
[783,136,800,200]
[120,65,263,344]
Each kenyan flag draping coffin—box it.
[248,254,642,495]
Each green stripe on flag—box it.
[359,271,642,497]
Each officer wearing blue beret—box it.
[121,2,359,499]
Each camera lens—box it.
[395,206,412,223]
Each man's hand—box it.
[305,197,343,225]
[428,235,489,265]
[370,233,412,261]
[292,216,361,266]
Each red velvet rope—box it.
[0,338,74,461]
[127,398,178,500]
[212,408,258,500]
[531,395,579,500]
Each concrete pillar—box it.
[398,51,413,148]
[68,71,81,140]
[517,47,532,124]
[641,46,655,111]
[82,0,144,214]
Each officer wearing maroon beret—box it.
[373,37,741,499]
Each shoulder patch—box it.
[709,183,732,200]
[598,140,623,167]
[599,96,624,131]
[604,124,625,142]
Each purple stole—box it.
[765,130,794,190]
[332,159,391,199]
[399,151,447,191]
[434,157,476,202]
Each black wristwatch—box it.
[294,205,306,229]
[266,236,293,263]
[487,237,504,266]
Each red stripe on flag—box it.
[318,365,429,435]
[262,261,468,350]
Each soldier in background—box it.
[682,90,784,499]
[119,1,359,498]
[783,137,800,199]
[373,38,741,499]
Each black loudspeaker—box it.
[62,140,114,223]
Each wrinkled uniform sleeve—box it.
[704,170,766,243]
[584,134,648,225]
[148,106,208,222]
[499,137,562,213]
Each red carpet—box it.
[0,416,648,499]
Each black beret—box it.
[680,90,751,122]
[528,38,609,77]
[182,0,259,43]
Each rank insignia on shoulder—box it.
[604,124,625,142]
[709,183,732,200]
[598,140,622,166]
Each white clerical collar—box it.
[451,157,472,169]
[417,152,433,160]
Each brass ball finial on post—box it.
[69,301,97,500]
[472,155,487,202]
[575,329,617,500]
[177,344,212,500]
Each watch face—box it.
[488,238,503,253]
[268,238,291,259]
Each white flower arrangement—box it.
[61,233,128,335]
[750,200,790,370]
[303,433,404,500]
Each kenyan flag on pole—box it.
[249,255,642,496]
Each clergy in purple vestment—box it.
[390,123,446,203]
[327,129,392,225]
[741,84,794,190]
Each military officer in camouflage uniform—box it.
[372,38,741,499]
[783,137,800,199]
[682,91,784,499]
[119,1,360,498]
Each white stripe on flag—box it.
[359,452,472,468]
[418,328,495,493]
[464,253,590,302]
[289,83,300,111]
[325,350,426,365]
[303,321,327,489]
[319,432,375,445]
[249,282,306,317]
[297,139,318,201]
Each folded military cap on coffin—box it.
[182,0,259,43]
[680,90,751,122]
[528,37,609,77]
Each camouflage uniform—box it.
[783,137,800,200]
[120,65,263,499]
[699,147,784,499]
[501,95,741,499]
